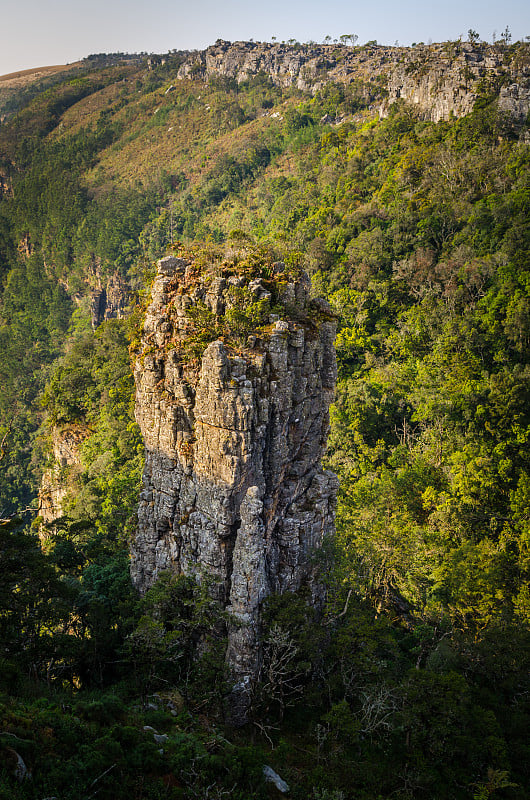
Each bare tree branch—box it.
[324,589,353,625]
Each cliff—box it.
[37,425,87,531]
[177,39,530,123]
[89,273,130,329]
[132,251,338,717]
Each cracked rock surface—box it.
[177,40,530,123]
[132,254,338,709]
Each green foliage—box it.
[0,253,73,512]
[0,516,72,686]
[0,48,529,800]
[40,319,143,547]
[125,573,227,702]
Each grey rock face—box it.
[176,40,530,123]
[263,765,290,793]
[90,272,129,329]
[132,254,338,711]
[499,84,530,120]
[38,425,88,533]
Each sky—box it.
[1,0,529,76]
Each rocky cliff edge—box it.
[176,39,530,123]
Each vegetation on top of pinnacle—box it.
[132,240,336,368]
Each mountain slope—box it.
[0,38,528,800]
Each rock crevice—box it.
[176,39,530,123]
[132,254,338,704]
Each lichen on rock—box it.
[131,247,338,719]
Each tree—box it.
[0,516,72,685]
[500,26,512,45]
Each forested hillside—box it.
[0,39,529,799]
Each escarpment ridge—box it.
[175,38,530,123]
[132,251,338,717]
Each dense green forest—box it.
[0,40,529,799]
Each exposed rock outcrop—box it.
[499,83,530,120]
[38,426,87,531]
[176,39,530,123]
[90,273,129,329]
[132,252,338,716]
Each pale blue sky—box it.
[1,0,529,76]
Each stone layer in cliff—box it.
[132,252,338,708]
[176,39,530,123]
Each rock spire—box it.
[131,250,338,716]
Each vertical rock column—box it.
[38,426,88,536]
[132,254,338,712]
